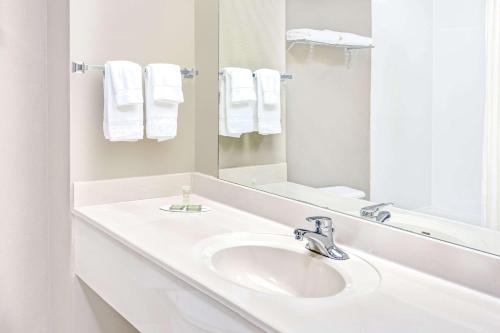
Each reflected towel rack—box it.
[286,39,374,52]
[218,71,293,81]
[287,39,374,68]
[71,61,199,79]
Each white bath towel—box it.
[219,68,257,137]
[337,32,373,47]
[107,61,144,106]
[219,75,241,138]
[255,69,281,135]
[287,28,342,44]
[103,63,144,142]
[145,64,184,142]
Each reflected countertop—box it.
[256,181,500,255]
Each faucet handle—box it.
[306,216,332,233]
[360,202,394,218]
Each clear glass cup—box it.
[182,185,192,205]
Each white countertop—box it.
[73,195,500,333]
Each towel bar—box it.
[218,71,293,81]
[71,61,199,79]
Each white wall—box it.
[430,0,485,224]
[371,0,434,209]
[371,0,486,224]
[0,1,50,332]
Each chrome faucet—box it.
[294,216,349,260]
[360,203,393,223]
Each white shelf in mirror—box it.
[286,39,374,52]
[287,39,374,67]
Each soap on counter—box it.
[169,204,186,212]
[160,204,210,213]
[186,204,202,212]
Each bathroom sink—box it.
[211,245,345,298]
[194,233,380,298]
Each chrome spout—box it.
[293,217,349,260]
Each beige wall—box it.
[218,0,287,169]
[48,0,72,332]
[2,1,217,332]
[70,0,197,331]
[286,0,371,195]
[70,0,196,182]
[0,1,131,332]
[0,1,50,332]
[195,0,220,176]
[216,0,371,196]
[53,2,137,331]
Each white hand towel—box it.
[225,67,257,104]
[219,68,257,137]
[337,32,373,47]
[145,65,183,142]
[107,61,144,106]
[255,69,281,135]
[255,68,281,106]
[103,63,144,142]
[148,63,184,103]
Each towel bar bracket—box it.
[72,62,88,73]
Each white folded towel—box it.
[287,29,373,47]
[103,63,144,142]
[255,68,281,106]
[107,61,144,106]
[287,28,342,44]
[145,64,184,142]
[286,28,318,41]
[225,67,257,104]
[255,69,281,135]
[337,32,373,47]
[219,68,257,137]
[147,63,184,103]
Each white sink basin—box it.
[195,233,380,299]
[212,245,345,298]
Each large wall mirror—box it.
[218,0,500,256]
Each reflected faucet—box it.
[360,203,393,223]
[294,216,349,260]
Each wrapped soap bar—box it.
[169,204,186,212]
[186,204,202,212]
